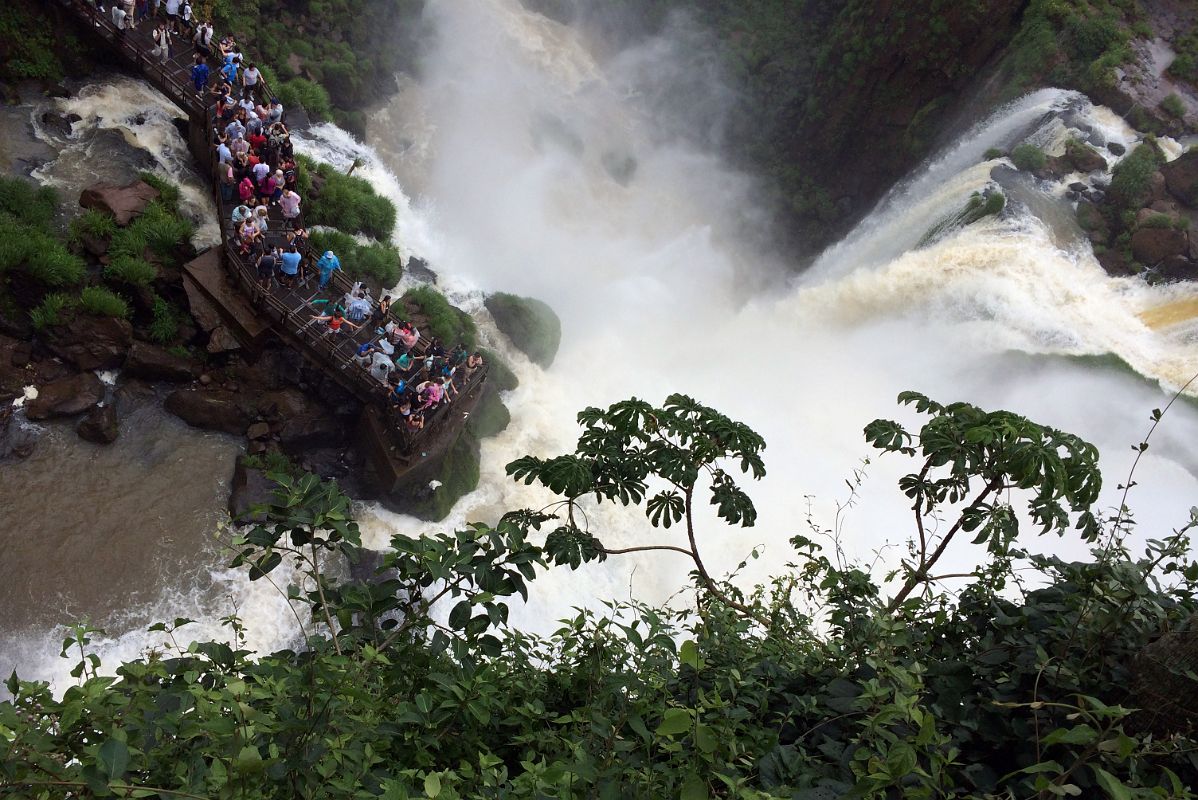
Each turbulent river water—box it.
[5,0,1198,688]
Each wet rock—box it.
[1076,200,1109,244]
[1108,142,1127,156]
[1069,181,1088,193]
[39,111,78,138]
[405,256,437,283]
[1131,226,1188,266]
[0,406,37,461]
[246,421,271,440]
[43,316,132,371]
[1157,255,1197,283]
[206,325,241,354]
[123,341,195,382]
[228,456,275,522]
[78,179,161,226]
[1161,151,1198,208]
[1096,248,1133,276]
[200,373,212,385]
[1149,171,1169,204]
[164,388,251,435]
[182,276,224,332]
[77,404,119,444]
[1065,140,1107,173]
[25,373,104,420]
[277,410,344,451]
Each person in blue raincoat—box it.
[316,250,341,289]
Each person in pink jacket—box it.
[279,188,301,228]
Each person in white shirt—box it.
[241,64,261,101]
[111,4,127,30]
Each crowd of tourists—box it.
[85,0,487,441]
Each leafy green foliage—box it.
[28,292,75,329]
[308,228,401,289]
[1168,24,1198,86]
[0,0,77,82]
[276,77,333,120]
[3,395,1198,798]
[401,285,477,349]
[78,286,129,319]
[298,155,397,241]
[1108,141,1166,215]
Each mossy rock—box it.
[467,388,511,440]
[400,430,481,522]
[484,292,561,369]
[478,348,518,392]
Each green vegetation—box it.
[1011,142,1048,172]
[136,171,182,213]
[108,201,194,263]
[148,295,181,344]
[1139,212,1175,229]
[1108,140,1166,215]
[308,228,401,289]
[297,156,397,241]
[401,284,477,349]
[104,255,157,287]
[275,77,333,122]
[69,209,119,243]
[0,175,58,230]
[206,0,423,131]
[3,393,1198,797]
[78,285,130,319]
[983,147,1005,160]
[919,191,1006,247]
[241,449,303,478]
[1161,92,1187,120]
[0,0,82,83]
[1168,24,1198,85]
[28,292,74,329]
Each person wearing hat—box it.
[315,251,341,289]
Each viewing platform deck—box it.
[64,0,489,492]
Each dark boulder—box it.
[1075,200,1109,245]
[1131,227,1189,266]
[79,180,160,226]
[164,389,251,435]
[43,316,132,371]
[1107,142,1126,156]
[77,404,119,444]
[1161,151,1198,208]
[1158,255,1197,282]
[0,406,38,461]
[25,373,105,420]
[1065,140,1106,173]
[123,341,195,382]
[228,456,276,522]
[246,421,271,440]
[1096,248,1133,276]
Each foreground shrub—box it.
[1109,141,1166,215]
[0,175,58,232]
[136,171,182,213]
[148,295,180,344]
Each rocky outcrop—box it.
[78,179,160,226]
[1162,150,1198,207]
[164,389,252,435]
[76,404,119,444]
[484,292,562,369]
[42,316,132,371]
[24,373,104,420]
[123,341,195,382]
[1131,226,1189,265]
[228,457,275,522]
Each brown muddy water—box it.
[0,402,238,645]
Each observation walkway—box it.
[63,0,489,491]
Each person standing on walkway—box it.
[241,63,261,102]
[279,187,301,228]
[122,0,136,29]
[152,23,171,63]
[193,20,213,56]
[221,55,240,88]
[316,251,341,289]
[111,3,128,31]
[190,54,209,97]
[164,0,181,34]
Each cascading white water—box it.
[7,0,1198,689]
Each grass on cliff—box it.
[401,285,477,350]
[297,155,397,241]
[1108,140,1166,218]
[1169,24,1198,86]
